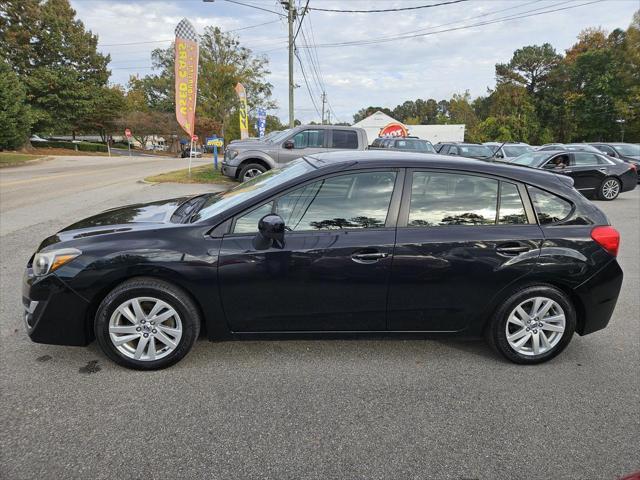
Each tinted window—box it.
[233,202,273,233]
[457,145,493,157]
[573,152,600,166]
[528,187,572,225]
[594,144,616,156]
[276,171,396,231]
[291,129,324,149]
[408,172,498,226]
[330,130,358,149]
[498,183,527,224]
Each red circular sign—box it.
[192,135,198,141]
[379,122,408,138]
[124,128,132,138]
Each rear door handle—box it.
[496,244,531,255]
[351,251,389,264]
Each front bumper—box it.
[221,162,238,179]
[23,268,92,346]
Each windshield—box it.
[503,145,532,157]
[614,144,640,156]
[190,159,315,222]
[266,129,292,144]
[459,145,493,157]
[510,152,551,166]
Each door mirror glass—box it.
[253,214,285,250]
[283,140,294,149]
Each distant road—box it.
[0,154,212,236]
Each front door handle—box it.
[351,251,389,264]
[496,243,531,255]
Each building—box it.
[352,111,465,144]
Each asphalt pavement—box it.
[0,157,638,479]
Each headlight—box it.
[32,248,82,277]
[226,149,238,160]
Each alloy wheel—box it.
[108,297,182,361]
[505,297,566,356]
[602,179,620,200]
[243,168,263,181]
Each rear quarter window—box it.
[527,186,572,224]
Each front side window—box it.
[408,172,498,226]
[291,129,324,149]
[528,187,572,225]
[277,171,396,231]
[233,202,273,233]
[330,130,358,149]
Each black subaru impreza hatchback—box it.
[24,151,623,369]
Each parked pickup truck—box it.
[222,125,368,181]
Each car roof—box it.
[305,150,570,191]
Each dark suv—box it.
[24,151,623,369]
[435,142,494,159]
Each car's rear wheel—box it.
[95,278,200,370]
[486,285,576,364]
[598,177,621,201]
[239,163,267,182]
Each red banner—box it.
[174,19,199,136]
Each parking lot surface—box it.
[1,158,638,479]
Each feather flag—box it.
[174,19,199,136]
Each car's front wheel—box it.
[95,278,200,370]
[598,177,621,201]
[486,285,576,364]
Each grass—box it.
[0,152,46,167]
[145,164,235,185]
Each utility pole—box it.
[286,1,295,128]
[321,91,326,125]
[327,110,331,125]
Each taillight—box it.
[591,226,620,256]
[630,164,637,173]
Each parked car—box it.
[180,146,203,158]
[483,142,533,159]
[370,137,436,153]
[222,125,368,182]
[29,134,48,143]
[538,143,602,153]
[508,150,637,200]
[590,143,640,180]
[435,142,494,159]
[24,151,623,369]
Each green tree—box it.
[0,61,32,149]
[496,43,562,94]
[0,0,111,136]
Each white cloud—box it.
[71,0,639,124]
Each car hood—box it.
[38,197,190,250]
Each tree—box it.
[496,43,561,94]
[0,61,32,149]
[0,0,111,136]
[83,85,127,141]
[140,27,275,144]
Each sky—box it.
[70,0,639,124]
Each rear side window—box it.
[528,187,572,224]
[408,172,498,226]
[573,153,600,166]
[330,130,358,149]
[498,183,527,224]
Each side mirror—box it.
[253,214,285,250]
[283,140,294,149]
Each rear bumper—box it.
[23,269,91,346]
[574,259,623,335]
[620,169,638,190]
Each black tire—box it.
[95,277,201,370]
[485,284,576,364]
[238,162,267,182]
[597,176,621,201]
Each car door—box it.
[570,152,608,193]
[387,170,542,332]
[278,129,327,164]
[218,169,402,332]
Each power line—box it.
[294,50,322,118]
[297,0,603,49]
[99,19,283,47]
[291,0,310,45]
[308,0,468,13]
[222,0,286,17]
